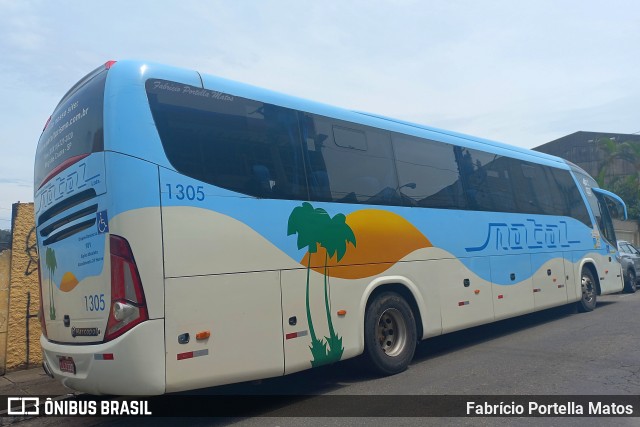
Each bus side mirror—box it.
[593,188,628,221]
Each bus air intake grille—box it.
[42,218,96,246]
[38,188,97,226]
[40,204,98,238]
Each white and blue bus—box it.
[35,60,627,395]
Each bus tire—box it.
[577,267,597,312]
[363,292,417,376]
[624,269,637,293]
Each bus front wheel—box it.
[363,292,417,376]
[578,267,597,312]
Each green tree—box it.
[597,137,640,188]
[319,213,356,362]
[45,247,57,320]
[611,176,640,219]
[287,202,330,366]
[597,138,640,220]
[0,229,11,251]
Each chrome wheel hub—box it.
[377,308,407,357]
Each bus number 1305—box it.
[165,184,205,201]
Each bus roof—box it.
[112,60,570,169]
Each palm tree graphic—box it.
[45,247,57,320]
[320,213,356,362]
[288,203,356,365]
[288,202,330,365]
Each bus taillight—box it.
[37,266,47,339]
[105,235,148,342]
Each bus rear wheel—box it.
[578,267,597,312]
[364,292,417,376]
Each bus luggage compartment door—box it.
[164,272,284,392]
[531,252,568,310]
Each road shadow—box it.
[412,303,578,361]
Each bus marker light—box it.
[498,295,504,299]
[177,349,209,360]
[458,301,469,306]
[94,353,114,360]
[558,284,565,288]
[177,352,192,360]
[196,331,210,340]
[533,288,541,293]
[474,290,480,295]
[337,310,347,316]
[285,330,308,340]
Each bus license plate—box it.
[59,356,76,374]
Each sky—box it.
[1,0,639,228]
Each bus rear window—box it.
[34,67,107,188]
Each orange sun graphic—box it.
[301,209,431,279]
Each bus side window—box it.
[302,114,400,205]
[148,84,308,200]
[550,168,592,227]
[459,148,516,213]
[392,134,466,209]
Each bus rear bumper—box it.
[41,319,165,396]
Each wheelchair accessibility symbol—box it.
[96,210,109,234]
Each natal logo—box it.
[287,202,431,366]
[465,219,581,253]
